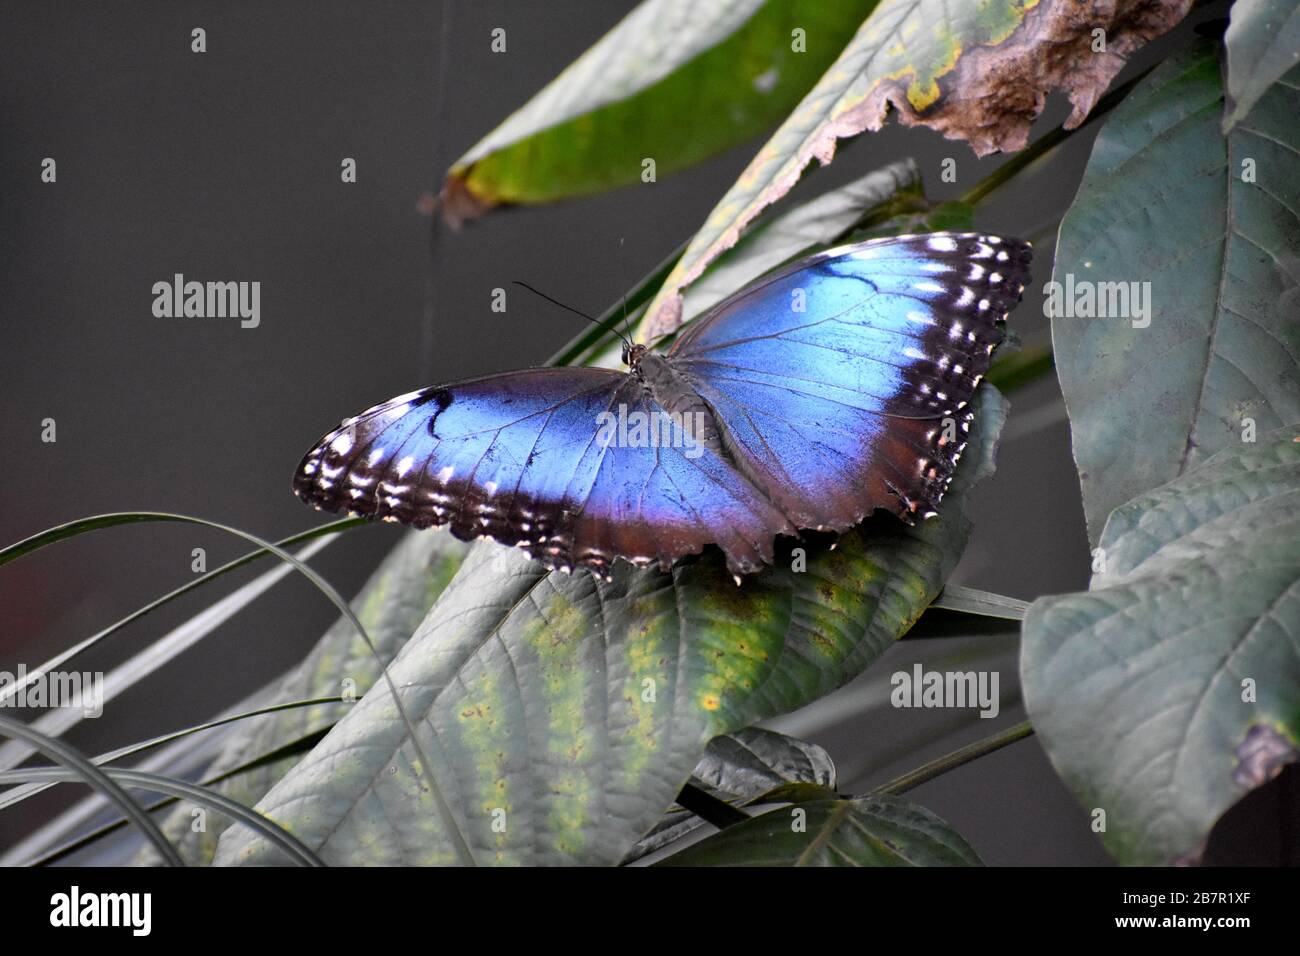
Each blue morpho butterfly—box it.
[294,233,1031,582]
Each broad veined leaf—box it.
[656,794,981,865]
[214,388,1008,866]
[623,726,835,862]
[642,0,1193,338]
[1051,39,1300,544]
[1224,0,1300,130]
[441,0,879,224]
[1022,425,1300,865]
[151,530,470,864]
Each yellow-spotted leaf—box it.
[214,388,1007,866]
[441,0,879,224]
[641,0,1193,339]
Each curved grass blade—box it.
[149,529,470,864]
[0,517,361,707]
[0,766,324,868]
[17,725,336,868]
[871,719,1034,795]
[0,511,476,866]
[0,534,337,769]
[0,696,346,812]
[0,714,183,867]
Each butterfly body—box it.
[295,233,1031,579]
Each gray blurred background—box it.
[1,0,1289,864]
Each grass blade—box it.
[0,696,346,812]
[0,714,183,867]
[930,586,1028,620]
[0,511,476,866]
[0,518,361,707]
[0,766,324,867]
[0,535,336,769]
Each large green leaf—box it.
[642,0,1193,337]
[441,0,878,224]
[214,388,1008,866]
[657,794,981,865]
[1051,40,1300,545]
[1224,0,1300,130]
[1022,424,1300,865]
[149,530,469,864]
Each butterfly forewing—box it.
[293,367,791,576]
[668,232,1031,528]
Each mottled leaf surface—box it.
[215,390,1007,866]
[642,0,1192,338]
[1022,425,1300,865]
[442,0,878,223]
[657,794,981,865]
[1052,40,1300,544]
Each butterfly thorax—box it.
[634,351,729,459]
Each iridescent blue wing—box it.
[293,368,792,577]
[668,232,1031,531]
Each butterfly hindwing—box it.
[669,233,1031,528]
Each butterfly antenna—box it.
[620,294,635,343]
[512,280,630,347]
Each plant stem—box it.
[871,720,1035,796]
